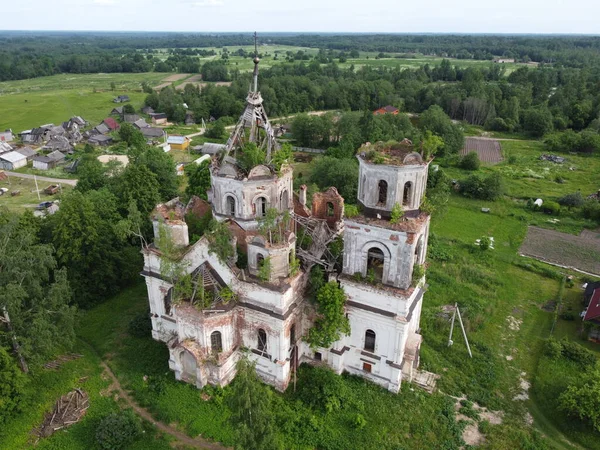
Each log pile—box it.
[34,389,89,441]
[43,353,83,370]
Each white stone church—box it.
[141,45,432,394]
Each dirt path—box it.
[100,361,226,450]
[4,171,77,186]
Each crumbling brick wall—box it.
[311,187,345,227]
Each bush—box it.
[479,236,491,250]
[295,365,349,413]
[545,338,563,359]
[96,410,142,450]
[459,151,481,170]
[205,120,225,139]
[542,201,561,215]
[560,340,596,368]
[558,192,584,208]
[127,310,152,338]
[0,347,26,425]
[459,172,504,201]
[582,199,600,223]
[486,117,511,132]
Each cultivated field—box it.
[520,226,600,275]
[460,137,503,163]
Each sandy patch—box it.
[162,73,191,82]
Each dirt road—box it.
[4,171,77,186]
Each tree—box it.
[523,107,553,137]
[185,160,212,201]
[559,366,600,432]
[96,410,142,450]
[237,143,266,174]
[306,282,350,349]
[309,156,359,203]
[76,155,107,193]
[419,105,464,154]
[122,104,135,114]
[558,192,584,208]
[227,357,282,450]
[205,120,225,139]
[459,151,481,170]
[138,147,179,200]
[0,345,26,424]
[0,210,77,370]
[459,172,504,201]
[114,163,161,217]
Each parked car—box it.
[36,201,54,210]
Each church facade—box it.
[141,40,431,394]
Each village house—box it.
[123,114,141,124]
[141,106,155,115]
[140,127,164,139]
[0,142,13,154]
[111,106,124,116]
[150,113,168,125]
[44,136,73,154]
[0,151,28,170]
[374,105,400,115]
[166,135,190,151]
[32,151,66,171]
[103,117,120,131]
[15,146,37,161]
[88,135,113,146]
[133,118,149,130]
[0,130,14,142]
[93,123,110,135]
[142,50,433,394]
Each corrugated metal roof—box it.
[0,151,27,163]
[167,136,186,145]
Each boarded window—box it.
[364,329,376,353]
[257,328,268,353]
[378,180,388,205]
[363,362,372,373]
[210,331,223,353]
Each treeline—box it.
[3,32,600,81]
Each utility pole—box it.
[447,303,472,358]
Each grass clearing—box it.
[0,176,73,212]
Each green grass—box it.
[0,73,166,132]
[0,176,73,212]
[0,341,173,450]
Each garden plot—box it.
[460,137,503,164]
[520,226,600,275]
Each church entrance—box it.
[181,350,197,383]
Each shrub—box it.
[95,410,142,450]
[582,199,600,223]
[295,365,349,413]
[344,204,360,218]
[542,201,561,215]
[486,117,511,132]
[545,338,562,359]
[479,236,491,250]
[390,203,404,224]
[459,151,481,170]
[558,192,584,208]
[352,413,367,429]
[560,339,596,367]
[459,173,504,201]
[0,347,26,425]
[127,310,152,338]
[559,367,600,432]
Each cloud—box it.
[191,0,224,6]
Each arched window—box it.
[403,182,412,206]
[364,329,376,353]
[210,331,222,353]
[226,195,236,216]
[256,197,267,217]
[366,247,385,282]
[326,202,335,216]
[361,175,366,197]
[415,235,424,264]
[378,180,388,205]
[280,190,289,210]
[256,253,265,268]
[257,328,267,353]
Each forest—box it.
[2,31,600,81]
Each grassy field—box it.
[0,176,73,212]
[0,73,166,132]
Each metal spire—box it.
[252,31,259,93]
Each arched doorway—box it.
[403,182,412,206]
[256,197,267,217]
[181,350,197,382]
[226,195,236,216]
[378,180,388,206]
[367,247,385,282]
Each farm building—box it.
[200,142,226,155]
[113,95,130,103]
[167,135,190,151]
[150,113,168,125]
[111,106,124,116]
[44,136,73,154]
[94,123,110,135]
[141,106,155,115]
[133,119,149,130]
[88,135,113,146]
[103,118,120,131]
[0,151,27,170]
[15,146,37,161]
[374,105,399,115]
[0,130,14,142]
[21,128,46,145]
[140,127,164,139]
[0,142,13,154]
[123,114,141,124]
[33,151,66,171]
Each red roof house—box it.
[103,117,120,131]
[584,288,600,323]
[374,105,399,116]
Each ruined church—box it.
[141,40,432,393]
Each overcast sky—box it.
[3,0,599,34]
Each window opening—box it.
[378,180,388,205]
[257,328,268,353]
[363,362,372,373]
[226,196,236,216]
[366,247,385,282]
[403,182,412,206]
[364,329,376,353]
[210,331,223,353]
